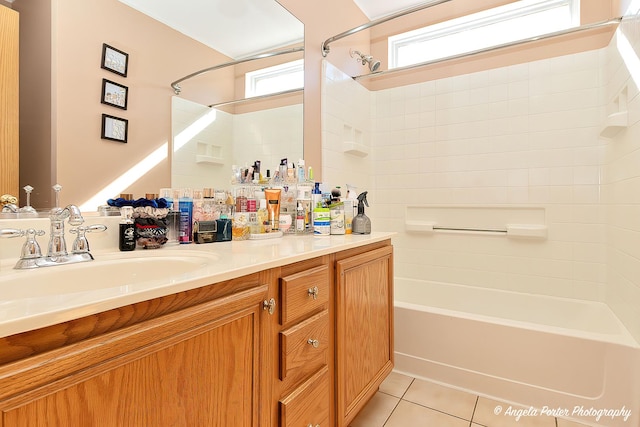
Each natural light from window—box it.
[245,59,304,97]
[389,0,580,69]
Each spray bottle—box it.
[351,191,371,234]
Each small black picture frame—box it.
[101,78,128,110]
[101,43,128,77]
[101,114,128,143]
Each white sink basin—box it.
[0,250,218,299]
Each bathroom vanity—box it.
[0,233,393,427]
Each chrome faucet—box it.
[47,204,84,258]
[1,186,106,269]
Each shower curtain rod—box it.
[321,0,453,57]
[171,46,304,95]
[208,88,302,108]
[352,17,622,80]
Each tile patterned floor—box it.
[349,372,592,427]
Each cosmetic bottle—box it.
[296,202,305,234]
[297,159,306,183]
[119,206,135,251]
[202,188,216,220]
[313,204,330,236]
[179,188,194,243]
[257,198,269,233]
[193,189,204,224]
[159,188,180,244]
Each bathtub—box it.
[393,278,640,427]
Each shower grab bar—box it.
[321,0,452,57]
[405,221,547,239]
[208,88,302,108]
[352,17,622,80]
[171,46,304,95]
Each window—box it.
[245,59,304,98]
[389,0,580,68]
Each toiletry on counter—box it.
[330,202,345,235]
[194,220,217,244]
[296,203,305,234]
[160,188,180,243]
[313,204,330,236]
[264,188,281,231]
[119,206,136,251]
[216,216,232,241]
[179,188,193,244]
[352,191,371,234]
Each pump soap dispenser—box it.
[352,191,371,234]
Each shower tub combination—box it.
[394,278,640,427]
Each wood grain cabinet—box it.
[0,5,19,197]
[0,281,269,427]
[0,241,394,427]
[277,262,332,427]
[335,245,394,427]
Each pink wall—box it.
[17,0,233,208]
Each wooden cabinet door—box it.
[0,285,268,427]
[335,246,394,427]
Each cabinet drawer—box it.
[280,366,330,427]
[280,265,329,325]
[280,310,329,381]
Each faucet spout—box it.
[48,205,84,257]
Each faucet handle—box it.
[0,228,25,238]
[20,228,45,260]
[70,224,107,254]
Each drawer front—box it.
[280,310,329,381]
[280,265,329,325]
[280,366,330,427]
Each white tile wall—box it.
[322,15,640,343]
[602,13,640,343]
[172,97,303,188]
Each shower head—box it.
[350,49,381,72]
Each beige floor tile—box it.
[349,391,400,427]
[557,419,591,427]
[402,378,477,421]
[385,400,471,427]
[473,397,556,427]
[379,371,414,398]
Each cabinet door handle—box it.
[307,338,320,348]
[308,286,319,300]
[262,298,276,315]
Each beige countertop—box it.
[0,232,394,338]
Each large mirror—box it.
[10,0,303,210]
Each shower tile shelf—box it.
[599,111,628,139]
[600,87,629,139]
[195,155,224,165]
[342,141,369,157]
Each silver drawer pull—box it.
[308,286,319,300]
[262,298,276,315]
[307,338,319,348]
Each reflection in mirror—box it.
[9,0,303,211]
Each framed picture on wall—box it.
[101,43,128,77]
[101,114,128,143]
[101,78,128,110]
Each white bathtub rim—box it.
[394,277,639,349]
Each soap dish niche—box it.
[342,125,369,157]
[600,86,628,139]
[196,142,223,165]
